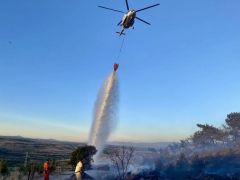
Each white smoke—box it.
[88,72,119,159]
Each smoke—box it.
[88,72,119,158]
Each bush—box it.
[0,160,9,175]
[70,145,97,172]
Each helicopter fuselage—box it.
[121,10,136,28]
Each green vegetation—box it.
[0,160,9,175]
[70,145,97,172]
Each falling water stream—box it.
[88,72,119,159]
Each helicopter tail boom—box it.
[116,27,126,36]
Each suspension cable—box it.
[116,36,126,62]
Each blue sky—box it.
[0,0,240,142]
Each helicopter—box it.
[98,0,160,36]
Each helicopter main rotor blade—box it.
[136,3,160,13]
[136,17,151,25]
[98,6,124,13]
[125,0,130,10]
[117,20,122,26]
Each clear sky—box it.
[0,0,240,142]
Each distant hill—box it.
[0,136,84,166]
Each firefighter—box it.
[75,161,83,180]
[43,159,50,180]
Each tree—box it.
[108,146,134,180]
[70,145,97,172]
[225,112,240,142]
[0,160,9,175]
[191,124,225,146]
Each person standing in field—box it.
[75,161,83,180]
[43,159,50,180]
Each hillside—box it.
[0,136,84,166]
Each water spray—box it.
[88,67,119,159]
